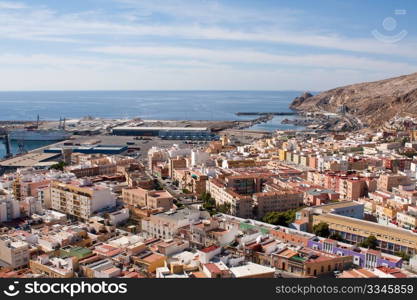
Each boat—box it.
[9,129,71,141]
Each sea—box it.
[0,90,303,158]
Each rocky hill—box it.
[290,72,417,128]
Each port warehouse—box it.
[44,145,128,155]
[111,126,219,140]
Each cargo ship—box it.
[9,129,71,141]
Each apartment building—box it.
[122,187,173,211]
[253,190,303,218]
[307,171,376,200]
[338,178,368,200]
[141,208,210,239]
[377,174,411,192]
[396,210,417,229]
[0,236,29,269]
[168,157,188,178]
[50,181,116,220]
[0,195,20,222]
[206,179,253,218]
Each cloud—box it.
[0,1,27,9]
[0,0,416,91]
[0,1,415,58]
[114,0,301,25]
[86,45,417,73]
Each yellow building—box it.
[278,149,287,161]
[313,213,417,255]
[133,252,166,273]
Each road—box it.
[145,170,203,206]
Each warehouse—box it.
[111,126,218,140]
[44,145,128,155]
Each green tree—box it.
[262,210,297,227]
[329,232,343,241]
[49,161,67,171]
[216,202,231,214]
[395,251,411,261]
[200,192,212,202]
[313,222,330,238]
[201,193,217,215]
[359,235,378,250]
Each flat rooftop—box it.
[316,213,417,242]
[229,262,275,278]
[0,152,60,167]
[112,126,208,131]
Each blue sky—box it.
[0,0,416,91]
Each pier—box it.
[235,112,297,116]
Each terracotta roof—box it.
[200,245,219,253]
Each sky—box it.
[0,0,417,91]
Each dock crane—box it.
[0,128,13,159]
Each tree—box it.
[395,251,411,261]
[201,193,217,215]
[200,192,212,202]
[50,161,67,171]
[359,235,378,250]
[329,232,343,241]
[216,202,231,214]
[262,210,296,227]
[313,222,330,238]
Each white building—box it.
[142,208,210,239]
[108,208,129,226]
[191,150,209,167]
[0,236,29,269]
[0,195,20,222]
[50,181,116,219]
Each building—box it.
[378,174,411,192]
[296,201,365,232]
[112,126,216,140]
[308,237,403,269]
[50,181,116,220]
[0,195,20,222]
[272,247,352,277]
[396,210,417,229]
[133,251,166,273]
[0,236,29,269]
[313,213,417,255]
[122,188,173,211]
[206,179,253,218]
[253,190,303,218]
[142,208,210,239]
[229,262,275,278]
[29,256,75,278]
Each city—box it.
[1,115,417,279]
[0,0,417,298]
